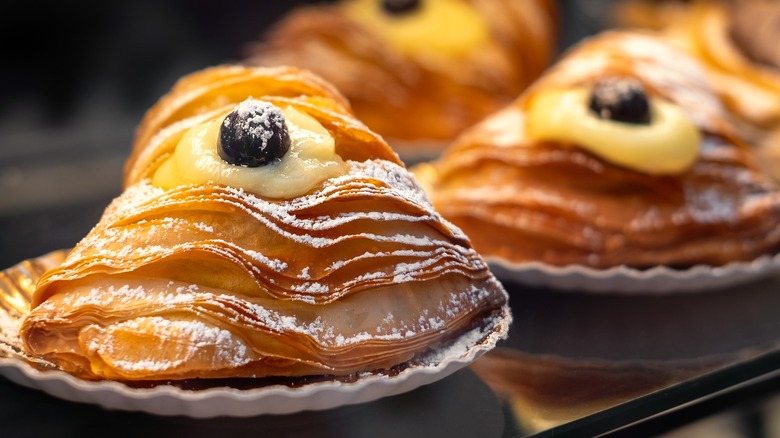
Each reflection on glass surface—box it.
[472,349,720,434]
[467,275,780,436]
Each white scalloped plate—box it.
[0,250,511,418]
[487,253,780,293]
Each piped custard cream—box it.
[153,100,347,198]
[345,0,489,59]
[526,83,701,175]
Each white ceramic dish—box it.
[0,250,510,418]
[487,253,780,293]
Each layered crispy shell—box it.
[20,66,509,381]
[417,31,780,269]
[662,1,780,130]
[662,1,780,180]
[244,0,558,155]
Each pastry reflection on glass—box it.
[469,349,725,434]
[18,65,510,382]
[243,0,559,162]
[413,31,780,285]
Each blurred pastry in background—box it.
[20,65,510,382]
[611,0,780,181]
[414,31,780,272]
[662,0,780,180]
[610,0,695,30]
[243,0,559,162]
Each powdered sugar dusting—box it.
[48,159,488,305]
[36,272,504,355]
[86,316,252,374]
[0,310,19,344]
[225,99,285,150]
[420,312,507,366]
[26,156,508,377]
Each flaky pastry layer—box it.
[418,31,780,269]
[665,1,780,132]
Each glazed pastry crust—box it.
[664,1,780,133]
[661,1,780,182]
[418,31,780,269]
[21,65,508,381]
[244,0,558,154]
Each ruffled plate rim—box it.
[0,251,511,418]
[487,253,780,293]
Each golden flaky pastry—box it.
[414,31,780,270]
[244,0,558,160]
[660,0,780,180]
[611,0,780,181]
[20,65,509,381]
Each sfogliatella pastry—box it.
[19,65,510,381]
[244,0,558,161]
[414,31,780,271]
[661,0,780,180]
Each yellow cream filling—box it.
[526,88,701,175]
[345,0,489,59]
[152,105,347,198]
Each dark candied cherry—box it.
[588,78,651,125]
[218,100,291,167]
[381,0,421,15]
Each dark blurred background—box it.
[0,0,606,139]
[0,1,338,137]
[0,0,610,219]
